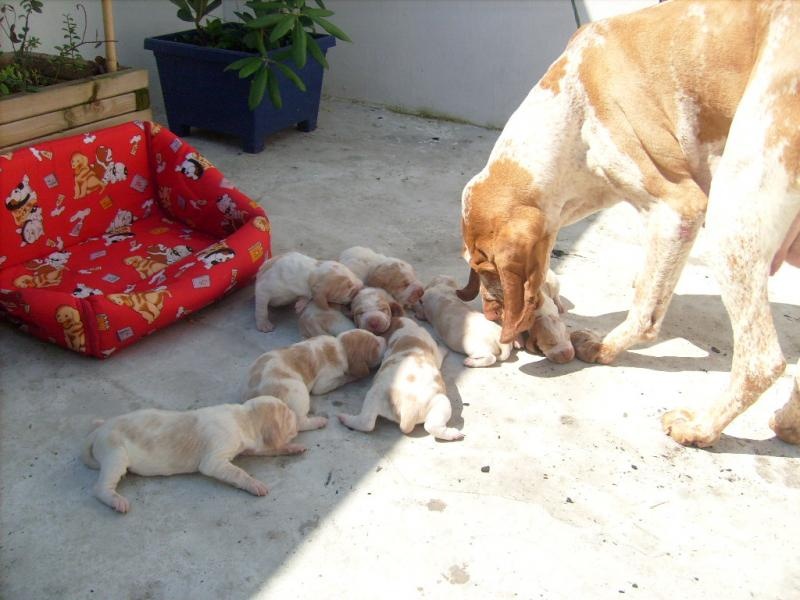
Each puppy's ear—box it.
[310,276,331,309]
[339,332,372,379]
[389,301,404,317]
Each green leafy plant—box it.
[168,0,351,110]
[0,1,108,96]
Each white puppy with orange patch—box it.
[339,246,424,308]
[243,329,386,431]
[297,302,355,338]
[338,317,464,441]
[82,396,303,513]
[350,286,404,334]
[417,275,512,367]
[254,251,362,332]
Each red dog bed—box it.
[0,121,271,357]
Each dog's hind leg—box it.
[424,394,464,441]
[663,44,799,446]
[770,359,800,445]
[93,448,131,513]
[337,389,381,433]
[199,456,268,496]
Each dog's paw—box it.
[769,410,800,445]
[570,330,604,363]
[283,443,307,455]
[256,320,275,333]
[661,408,718,448]
[112,494,130,514]
[435,428,465,442]
[248,479,269,496]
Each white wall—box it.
[17,0,656,128]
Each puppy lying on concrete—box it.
[416,275,513,367]
[243,329,386,431]
[254,251,362,332]
[339,246,424,308]
[338,317,464,441]
[82,396,303,513]
[350,286,404,334]
[297,301,355,338]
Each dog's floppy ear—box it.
[339,331,374,379]
[389,301,404,317]
[309,272,331,309]
[496,207,552,344]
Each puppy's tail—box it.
[81,419,104,469]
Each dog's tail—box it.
[81,419,105,469]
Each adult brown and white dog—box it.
[339,246,424,308]
[254,251,363,333]
[458,0,800,447]
[243,330,386,431]
[82,396,303,513]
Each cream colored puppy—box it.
[254,251,362,332]
[525,293,575,363]
[297,302,355,338]
[338,317,464,441]
[82,396,303,514]
[243,329,386,431]
[417,275,512,367]
[350,286,404,334]
[339,246,424,308]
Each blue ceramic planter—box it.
[144,30,335,153]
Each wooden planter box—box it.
[0,55,152,152]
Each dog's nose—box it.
[367,316,386,332]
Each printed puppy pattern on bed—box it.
[0,121,271,357]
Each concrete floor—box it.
[2,98,799,600]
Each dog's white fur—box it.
[297,302,355,338]
[338,317,464,440]
[417,275,512,368]
[254,251,362,332]
[82,396,303,513]
[460,0,800,446]
[350,286,404,334]
[339,246,424,307]
[243,330,386,431]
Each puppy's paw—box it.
[256,320,275,333]
[435,428,465,442]
[661,408,718,448]
[112,494,130,514]
[248,479,269,496]
[294,297,310,314]
[283,443,307,455]
[463,355,495,368]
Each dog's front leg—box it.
[572,196,704,364]
[199,455,268,496]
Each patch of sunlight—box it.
[628,337,709,359]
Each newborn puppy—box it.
[254,251,362,332]
[350,286,403,334]
[417,275,513,367]
[243,329,386,431]
[297,302,356,338]
[339,246,424,307]
[338,317,464,441]
[525,293,574,363]
[82,396,303,514]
